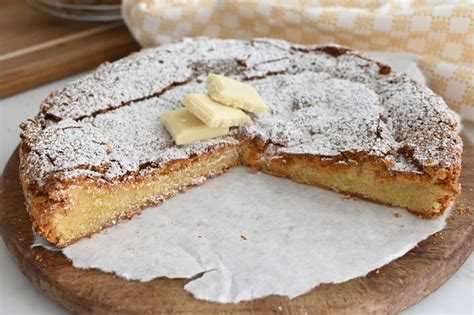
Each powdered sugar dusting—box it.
[21,119,112,186]
[241,72,395,157]
[40,38,291,122]
[85,89,238,180]
[21,38,462,188]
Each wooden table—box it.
[0,0,140,98]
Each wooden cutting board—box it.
[0,0,140,98]
[0,136,472,314]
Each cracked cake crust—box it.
[19,38,462,247]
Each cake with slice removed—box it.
[19,38,463,247]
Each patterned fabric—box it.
[122,0,473,121]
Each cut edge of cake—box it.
[20,136,460,247]
[20,144,241,247]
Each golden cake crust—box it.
[19,38,463,247]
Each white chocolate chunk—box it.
[160,108,228,145]
[184,93,252,128]
[207,73,268,113]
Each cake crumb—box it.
[455,204,471,215]
[394,212,401,218]
[240,235,247,240]
[437,231,445,240]
[247,167,259,174]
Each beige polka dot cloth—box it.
[122,0,473,121]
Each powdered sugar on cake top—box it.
[21,38,462,188]
[242,72,395,157]
[39,38,291,122]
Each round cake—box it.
[19,38,463,247]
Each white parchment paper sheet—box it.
[33,53,449,303]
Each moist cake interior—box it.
[19,38,462,247]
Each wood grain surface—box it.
[0,137,472,314]
[0,0,140,98]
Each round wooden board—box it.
[1,137,473,315]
